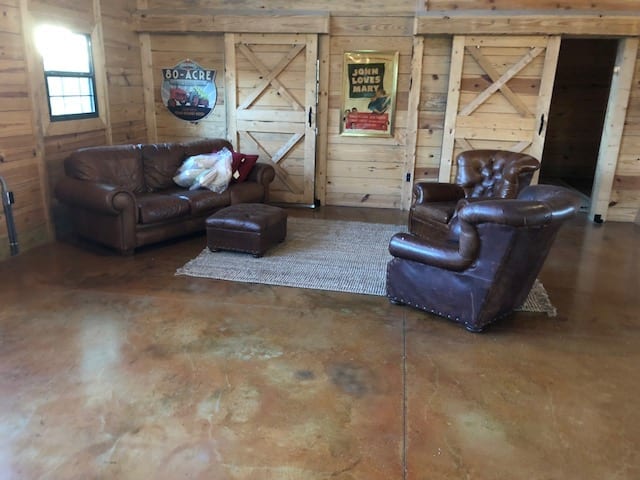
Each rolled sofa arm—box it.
[247,163,276,187]
[413,182,465,205]
[55,177,136,215]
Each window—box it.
[35,25,98,121]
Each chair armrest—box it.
[55,177,136,215]
[413,182,465,205]
[247,163,276,187]
[388,232,474,272]
[457,199,552,226]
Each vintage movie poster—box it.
[341,51,399,137]
[161,59,217,122]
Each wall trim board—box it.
[330,16,414,36]
[415,11,640,36]
[401,35,424,210]
[590,37,639,222]
[134,9,330,34]
[17,0,52,242]
[139,33,157,143]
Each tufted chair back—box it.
[408,150,541,238]
[455,150,540,199]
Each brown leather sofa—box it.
[409,150,540,237]
[387,184,583,332]
[55,138,275,254]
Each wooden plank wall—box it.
[136,0,640,218]
[17,0,145,252]
[141,0,638,13]
[2,0,640,261]
[611,46,640,222]
[145,34,226,143]
[0,0,49,259]
[0,0,146,259]
[101,0,147,145]
[144,0,424,14]
[326,25,413,208]
[416,36,452,184]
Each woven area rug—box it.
[177,217,556,315]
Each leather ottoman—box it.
[206,203,287,257]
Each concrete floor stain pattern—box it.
[0,207,639,479]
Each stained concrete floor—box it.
[0,207,638,479]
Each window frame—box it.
[30,21,108,137]
[41,31,99,122]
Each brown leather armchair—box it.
[387,184,582,332]
[409,150,540,237]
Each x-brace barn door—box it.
[225,33,318,205]
[439,35,561,182]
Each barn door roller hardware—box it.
[0,176,19,256]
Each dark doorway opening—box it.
[540,38,618,201]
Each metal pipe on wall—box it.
[0,176,19,256]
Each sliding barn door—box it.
[439,35,561,182]
[225,34,318,205]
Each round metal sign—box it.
[161,59,217,122]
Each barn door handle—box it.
[308,106,313,127]
[538,114,545,135]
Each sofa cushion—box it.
[168,188,231,215]
[141,143,186,191]
[136,193,190,224]
[66,145,146,193]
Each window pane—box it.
[81,96,93,113]
[36,26,91,73]
[79,78,91,96]
[50,97,65,116]
[64,96,84,115]
[62,77,82,96]
[47,77,63,96]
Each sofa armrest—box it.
[247,163,276,187]
[55,177,136,215]
[413,182,465,205]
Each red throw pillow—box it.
[230,152,258,183]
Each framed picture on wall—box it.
[341,50,399,137]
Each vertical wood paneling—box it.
[596,38,640,222]
[326,31,412,209]
[147,34,226,143]
[101,0,147,144]
[0,0,48,260]
[415,36,451,183]
[402,35,424,210]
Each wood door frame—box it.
[590,37,639,223]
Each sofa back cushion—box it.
[141,143,186,191]
[182,138,234,158]
[65,145,146,193]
